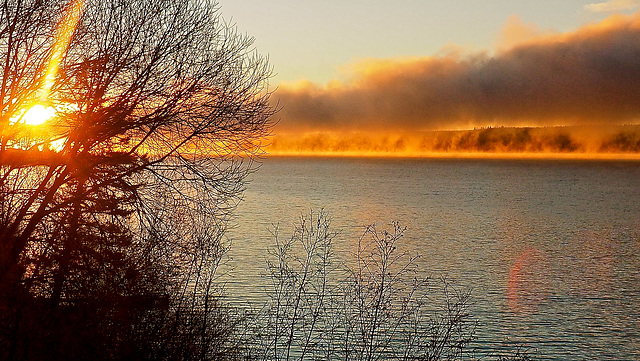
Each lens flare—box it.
[39,0,86,101]
[14,1,85,130]
[506,248,550,313]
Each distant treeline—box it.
[268,125,640,156]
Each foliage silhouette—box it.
[1,0,273,359]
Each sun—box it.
[22,104,56,126]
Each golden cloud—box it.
[273,12,640,133]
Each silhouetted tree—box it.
[251,212,477,361]
[0,0,274,359]
[250,211,536,361]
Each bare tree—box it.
[255,211,478,361]
[0,0,274,359]
[256,211,339,360]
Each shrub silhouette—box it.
[251,211,478,360]
[246,211,535,361]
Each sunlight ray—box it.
[39,0,86,102]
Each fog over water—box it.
[273,13,640,133]
[227,157,640,360]
[267,125,640,156]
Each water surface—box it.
[227,157,640,360]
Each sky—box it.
[218,1,640,154]
[219,0,639,84]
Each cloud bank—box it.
[273,13,640,133]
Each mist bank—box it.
[273,12,640,132]
[266,125,640,157]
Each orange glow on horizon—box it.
[264,150,640,160]
[264,125,640,160]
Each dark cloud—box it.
[273,13,640,132]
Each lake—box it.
[226,156,640,360]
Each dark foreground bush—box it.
[0,236,250,361]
